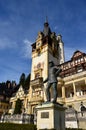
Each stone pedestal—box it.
[36,102,66,130]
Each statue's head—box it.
[49,61,54,67]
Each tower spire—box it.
[43,17,51,36]
[45,16,48,23]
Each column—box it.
[62,86,65,99]
[73,82,76,97]
[62,86,65,103]
[28,103,32,114]
[13,101,16,109]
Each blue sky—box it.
[0,0,86,83]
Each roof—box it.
[58,50,86,66]
[71,50,86,60]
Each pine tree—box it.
[14,99,22,114]
[19,73,26,88]
[24,74,31,90]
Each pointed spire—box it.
[44,16,49,26]
[43,17,52,36]
[45,16,48,23]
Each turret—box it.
[57,35,65,64]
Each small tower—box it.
[57,34,65,64]
[28,21,65,114]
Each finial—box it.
[43,17,51,36]
[45,16,48,23]
[44,16,49,26]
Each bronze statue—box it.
[43,61,62,103]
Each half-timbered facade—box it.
[57,50,86,111]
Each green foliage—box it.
[24,73,30,90]
[0,82,5,87]
[19,73,26,87]
[14,98,22,114]
[0,124,85,130]
[0,123,36,130]
[66,128,83,130]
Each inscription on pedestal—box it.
[41,112,49,118]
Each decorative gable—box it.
[71,50,86,60]
[16,85,25,98]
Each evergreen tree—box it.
[24,74,31,90]
[14,99,22,114]
[19,73,26,88]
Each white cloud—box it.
[54,26,58,30]
[21,39,32,59]
[0,38,18,50]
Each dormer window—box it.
[77,65,83,72]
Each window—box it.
[75,60,77,63]
[34,68,42,79]
[78,59,80,62]
[81,58,83,61]
[77,65,83,72]
[38,50,41,56]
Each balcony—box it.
[30,77,43,87]
[57,97,64,104]
[75,94,86,101]
[65,97,74,103]
[64,70,86,82]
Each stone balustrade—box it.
[0,114,34,124]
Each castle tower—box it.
[28,21,65,114]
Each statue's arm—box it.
[55,68,62,77]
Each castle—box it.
[0,20,86,116]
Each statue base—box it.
[36,102,66,130]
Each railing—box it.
[66,110,86,120]
[64,70,86,80]
[65,97,74,102]
[57,97,63,103]
[65,95,86,103]
[77,111,86,118]
[0,114,34,124]
[1,110,86,129]
[65,110,86,129]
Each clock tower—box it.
[28,21,65,114]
